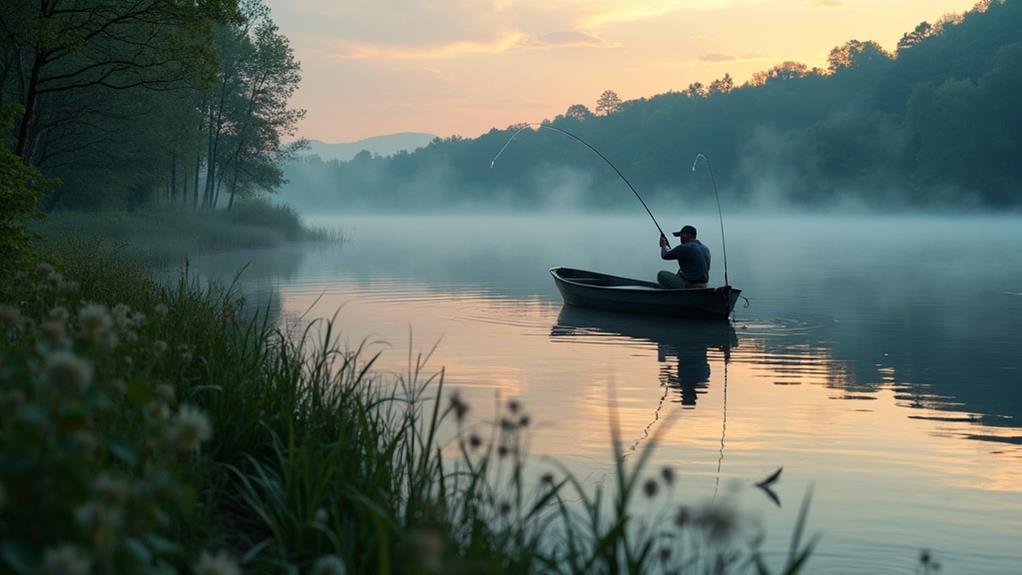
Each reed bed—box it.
[34,199,336,267]
[0,242,816,574]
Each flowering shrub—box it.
[0,261,221,573]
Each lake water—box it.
[191,214,1022,574]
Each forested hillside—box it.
[285,0,1022,211]
[1,0,303,211]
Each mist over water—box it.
[191,213,1022,574]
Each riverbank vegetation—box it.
[0,243,818,574]
[285,0,1022,211]
[37,199,330,265]
[1,0,322,263]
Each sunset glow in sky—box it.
[266,0,982,142]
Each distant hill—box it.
[285,0,1022,210]
[303,132,437,161]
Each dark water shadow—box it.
[550,305,737,406]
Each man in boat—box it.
[657,225,710,289]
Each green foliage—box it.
[36,198,327,265]
[1,244,819,574]
[0,255,212,573]
[0,104,50,274]
[907,41,1022,203]
[1,0,302,212]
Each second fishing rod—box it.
[490,122,729,283]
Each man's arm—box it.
[661,244,681,261]
[659,234,677,260]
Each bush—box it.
[0,104,52,275]
[36,199,330,266]
[226,198,306,242]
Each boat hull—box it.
[550,267,740,320]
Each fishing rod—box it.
[692,154,730,287]
[491,123,668,240]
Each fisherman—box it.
[658,225,710,289]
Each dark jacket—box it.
[661,239,711,283]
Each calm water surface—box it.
[192,214,1022,574]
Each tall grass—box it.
[34,198,335,266]
[0,242,817,574]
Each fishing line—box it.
[692,154,730,286]
[713,349,729,500]
[491,123,667,239]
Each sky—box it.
[265,0,982,143]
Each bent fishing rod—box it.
[490,123,668,241]
[692,154,730,287]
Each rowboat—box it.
[550,267,741,320]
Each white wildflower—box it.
[153,340,168,354]
[166,405,213,453]
[311,555,347,575]
[50,306,70,322]
[145,401,172,423]
[194,550,242,575]
[314,507,329,524]
[154,303,169,319]
[111,304,132,329]
[47,271,64,287]
[46,351,93,393]
[123,330,138,344]
[78,303,112,343]
[154,384,176,405]
[130,311,146,327]
[43,544,90,575]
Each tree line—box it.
[285,0,1021,212]
[1,0,304,211]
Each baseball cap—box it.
[671,225,697,237]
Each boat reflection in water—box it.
[550,305,738,406]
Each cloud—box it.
[698,52,737,62]
[580,0,751,28]
[332,29,617,60]
[333,33,527,60]
[805,0,843,7]
[519,30,615,48]
[285,0,755,60]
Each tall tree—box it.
[708,73,734,95]
[595,90,621,116]
[0,0,237,164]
[898,22,934,53]
[564,103,593,121]
[827,40,891,73]
[220,7,304,209]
